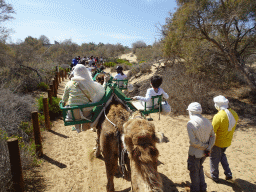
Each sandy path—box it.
[37,61,256,191]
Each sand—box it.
[35,55,256,192]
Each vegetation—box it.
[38,96,62,120]
[162,0,256,91]
[135,41,164,63]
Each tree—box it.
[0,0,15,41]
[163,0,256,90]
[132,40,147,53]
[39,35,50,45]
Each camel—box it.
[94,98,163,192]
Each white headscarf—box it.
[71,64,105,103]
[187,102,212,143]
[213,95,236,131]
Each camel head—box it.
[123,112,163,192]
[96,73,105,85]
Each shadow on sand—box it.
[42,154,67,169]
[160,173,189,192]
[48,130,69,139]
[218,178,256,192]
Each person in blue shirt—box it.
[71,57,79,69]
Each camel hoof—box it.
[94,149,101,158]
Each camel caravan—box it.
[60,64,169,192]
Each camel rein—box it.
[103,106,127,178]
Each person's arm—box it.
[187,122,208,150]
[133,89,152,102]
[212,114,220,133]
[62,83,70,105]
[161,89,169,100]
[207,127,216,151]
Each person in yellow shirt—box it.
[205,95,239,183]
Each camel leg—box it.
[105,154,118,192]
[94,127,101,158]
[102,134,118,192]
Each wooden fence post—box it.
[61,70,64,81]
[43,98,51,130]
[47,89,52,105]
[32,112,43,157]
[64,69,67,79]
[55,72,59,88]
[52,80,57,97]
[7,138,24,192]
[59,72,61,83]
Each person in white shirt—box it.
[114,66,127,88]
[132,75,168,108]
[186,102,216,192]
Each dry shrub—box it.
[0,88,36,191]
[159,64,214,114]
[127,62,152,78]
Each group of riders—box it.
[71,55,104,69]
[64,55,240,192]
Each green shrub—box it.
[104,62,116,67]
[116,58,132,66]
[38,96,61,120]
[37,82,49,91]
[19,121,33,138]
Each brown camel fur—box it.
[124,111,163,192]
[96,73,105,85]
[98,104,163,192]
[99,102,130,192]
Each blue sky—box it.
[5,0,177,47]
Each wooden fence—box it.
[6,67,70,191]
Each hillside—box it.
[30,56,256,192]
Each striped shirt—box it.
[62,80,91,106]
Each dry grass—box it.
[0,88,36,192]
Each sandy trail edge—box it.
[36,66,256,192]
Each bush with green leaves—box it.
[37,82,49,91]
[104,62,116,68]
[38,96,61,120]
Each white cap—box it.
[187,102,202,114]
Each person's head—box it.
[116,66,123,73]
[187,102,202,118]
[151,75,162,88]
[213,95,229,111]
[72,64,93,82]
[100,65,105,71]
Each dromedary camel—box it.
[95,98,163,192]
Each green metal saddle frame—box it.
[59,80,163,126]
[128,95,163,116]
[59,86,113,126]
[112,79,128,90]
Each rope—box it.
[103,107,116,127]
[103,105,127,178]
